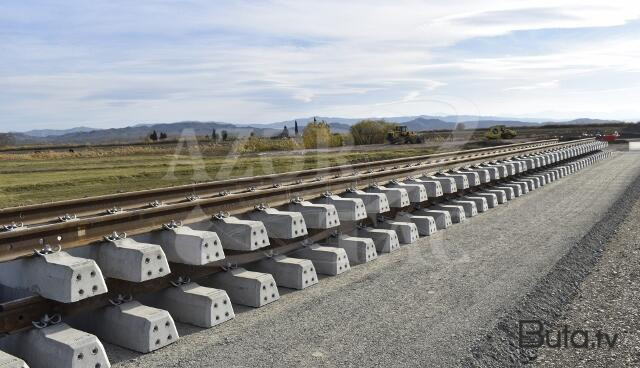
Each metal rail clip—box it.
[109,294,133,306]
[186,194,200,202]
[170,276,191,287]
[34,238,62,256]
[58,213,77,222]
[263,249,275,258]
[162,220,183,230]
[220,262,238,272]
[104,231,127,242]
[2,222,23,232]
[212,212,230,220]
[32,313,62,329]
[106,207,122,215]
[254,203,269,211]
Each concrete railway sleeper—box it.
[0,139,596,263]
[0,141,611,368]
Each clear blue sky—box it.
[1,1,639,131]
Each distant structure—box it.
[280,125,290,138]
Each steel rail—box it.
[0,139,592,262]
[0,138,596,335]
[0,139,560,226]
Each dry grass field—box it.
[0,142,447,208]
[1,123,628,209]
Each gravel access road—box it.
[113,151,640,368]
[534,171,640,367]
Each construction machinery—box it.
[387,126,423,144]
[486,125,517,140]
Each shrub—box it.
[350,119,395,145]
[329,133,344,147]
[302,121,332,148]
[239,137,301,153]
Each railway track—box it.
[0,139,560,228]
[0,138,610,368]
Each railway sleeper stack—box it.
[0,140,612,367]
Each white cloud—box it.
[504,80,560,91]
[1,0,640,130]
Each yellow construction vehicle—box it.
[486,125,517,139]
[387,126,423,144]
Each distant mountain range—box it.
[5,116,628,145]
[21,126,98,137]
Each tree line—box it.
[149,130,168,141]
[147,119,397,147]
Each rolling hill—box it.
[5,115,629,145]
